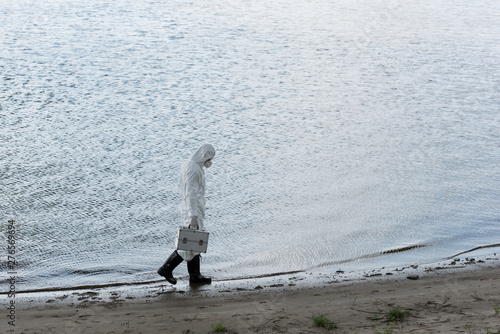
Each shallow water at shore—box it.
[1,0,499,292]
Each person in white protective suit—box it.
[157,143,216,285]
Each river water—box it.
[1,0,499,291]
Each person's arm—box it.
[185,172,200,229]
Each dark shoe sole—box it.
[189,279,212,285]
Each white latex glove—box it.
[189,216,199,230]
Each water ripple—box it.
[1,0,499,291]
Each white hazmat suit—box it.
[177,143,216,261]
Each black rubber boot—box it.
[157,250,184,285]
[187,255,212,285]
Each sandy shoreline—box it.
[5,256,500,334]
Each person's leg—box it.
[157,250,184,284]
[187,255,212,285]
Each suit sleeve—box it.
[185,171,201,218]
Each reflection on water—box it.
[1,0,499,291]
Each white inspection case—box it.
[175,226,209,253]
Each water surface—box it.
[1,0,499,291]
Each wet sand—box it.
[8,256,500,334]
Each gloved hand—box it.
[189,216,199,230]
